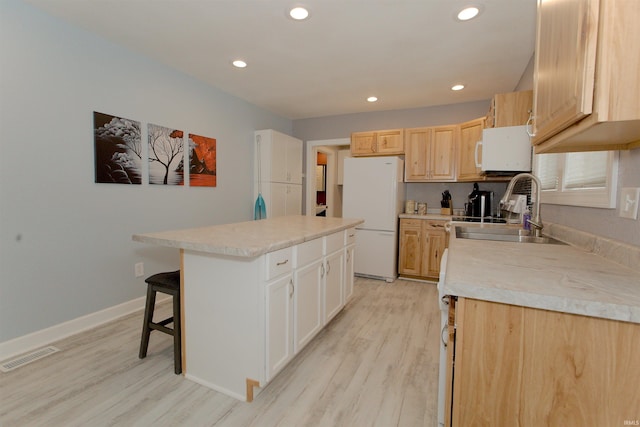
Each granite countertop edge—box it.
[132,216,364,258]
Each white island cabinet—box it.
[133,216,362,402]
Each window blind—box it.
[564,151,608,189]
[536,153,560,190]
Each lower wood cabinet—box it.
[398,218,448,280]
[446,297,640,426]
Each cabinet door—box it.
[269,183,288,218]
[376,129,404,154]
[421,221,447,278]
[398,219,422,275]
[285,185,302,216]
[429,125,457,181]
[269,132,289,183]
[265,275,293,382]
[344,244,355,303]
[324,250,344,324]
[293,260,323,353]
[351,132,376,156]
[286,138,303,184]
[404,128,430,181]
[457,118,485,181]
[533,0,598,143]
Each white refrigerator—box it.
[342,156,405,282]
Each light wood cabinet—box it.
[350,129,404,156]
[446,297,640,426]
[404,126,457,182]
[532,0,640,153]
[486,90,533,128]
[456,117,486,182]
[398,218,448,279]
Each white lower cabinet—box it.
[263,230,350,389]
[324,249,344,323]
[293,258,323,353]
[265,274,294,382]
[344,244,355,303]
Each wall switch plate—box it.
[134,262,144,278]
[619,187,640,220]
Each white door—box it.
[286,185,302,216]
[354,229,397,280]
[324,249,344,323]
[265,274,293,381]
[293,259,323,353]
[269,183,287,218]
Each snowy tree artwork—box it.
[188,133,217,187]
[93,112,142,184]
[148,124,184,185]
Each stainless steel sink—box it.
[455,226,567,245]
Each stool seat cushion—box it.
[145,270,180,290]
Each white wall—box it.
[0,0,291,343]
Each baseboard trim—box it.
[0,295,168,362]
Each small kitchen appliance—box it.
[464,183,494,221]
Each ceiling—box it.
[25,0,537,120]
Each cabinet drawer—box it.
[296,238,323,268]
[266,247,293,280]
[345,227,356,246]
[325,231,344,254]
[425,220,447,230]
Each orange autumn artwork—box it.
[188,133,216,187]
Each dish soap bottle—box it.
[523,207,531,231]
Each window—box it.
[533,151,618,208]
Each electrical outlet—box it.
[619,187,640,220]
[134,262,144,278]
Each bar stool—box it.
[139,270,181,374]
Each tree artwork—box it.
[189,133,216,187]
[148,124,184,185]
[93,112,142,184]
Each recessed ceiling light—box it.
[367,96,378,103]
[451,84,465,91]
[457,6,480,21]
[232,60,247,68]
[289,6,309,20]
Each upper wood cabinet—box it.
[457,117,486,182]
[486,90,533,128]
[405,125,457,182]
[532,0,640,153]
[350,129,404,156]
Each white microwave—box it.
[476,125,532,173]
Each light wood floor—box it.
[0,278,440,427]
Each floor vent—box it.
[1,346,61,373]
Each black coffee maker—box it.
[465,183,494,220]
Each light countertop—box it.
[133,216,364,258]
[443,222,640,324]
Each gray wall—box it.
[0,0,291,342]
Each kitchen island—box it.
[133,215,363,401]
[441,222,640,426]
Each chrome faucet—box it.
[499,173,543,237]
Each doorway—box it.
[305,138,350,218]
